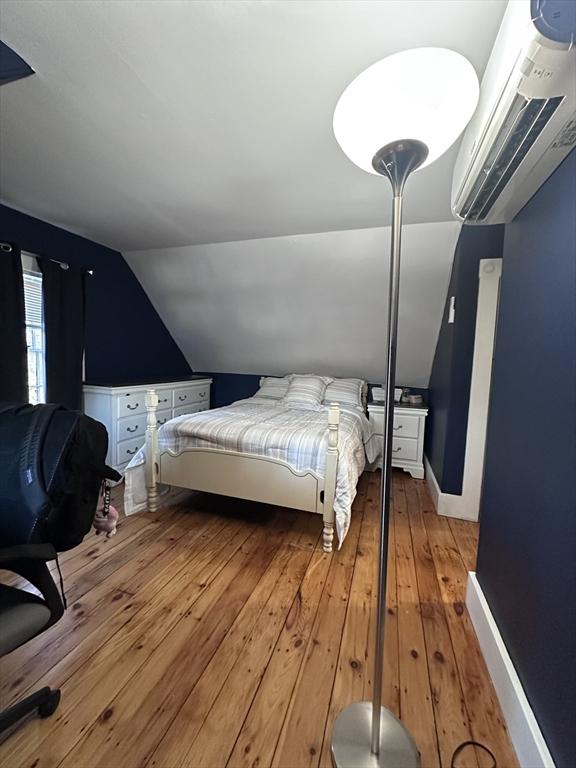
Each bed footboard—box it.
[143,390,340,552]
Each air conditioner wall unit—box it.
[452,0,576,225]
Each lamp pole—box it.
[331,139,428,768]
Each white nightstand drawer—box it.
[392,414,420,439]
[117,413,146,442]
[117,436,144,465]
[369,411,420,439]
[391,436,419,462]
[173,386,209,407]
[117,391,146,418]
[173,402,209,419]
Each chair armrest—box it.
[0,543,57,564]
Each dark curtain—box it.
[40,259,86,410]
[0,243,28,402]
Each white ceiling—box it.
[125,222,461,387]
[0,0,506,251]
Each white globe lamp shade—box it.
[333,47,480,174]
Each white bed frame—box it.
[144,388,340,552]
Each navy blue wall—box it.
[0,205,192,385]
[476,151,576,767]
[202,372,261,407]
[425,224,504,493]
[0,40,34,85]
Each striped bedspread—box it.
[124,397,378,545]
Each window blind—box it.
[23,272,43,326]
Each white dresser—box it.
[367,402,428,479]
[83,377,212,473]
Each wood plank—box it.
[317,478,373,768]
[0,511,230,708]
[404,476,479,768]
[394,474,440,768]
[140,513,314,768]
[447,517,479,573]
[58,519,288,768]
[226,525,332,768]
[178,517,321,768]
[271,503,363,768]
[417,482,519,768]
[0,514,263,768]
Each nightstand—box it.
[367,402,428,479]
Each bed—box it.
[123,376,377,551]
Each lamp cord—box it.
[451,741,497,768]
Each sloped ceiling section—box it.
[0,0,505,250]
[126,222,461,388]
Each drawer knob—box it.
[126,425,138,433]
[127,403,139,410]
[178,395,187,402]
[157,418,167,425]
[126,447,138,455]
[393,424,403,431]
[199,392,206,397]
[160,397,168,403]
[392,446,402,453]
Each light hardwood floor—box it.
[0,471,518,768]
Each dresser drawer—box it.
[117,436,144,465]
[173,402,209,419]
[391,436,419,462]
[173,385,209,407]
[155,408,172,427]
[117,413,146,442]
[117,391,146,418]
[154,391,172,409]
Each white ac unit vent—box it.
[452,0,576,224]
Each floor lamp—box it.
[331,48,479,768]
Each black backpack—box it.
[0,403,121,552]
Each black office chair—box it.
[0,543,64,734]
[0,402,120,737]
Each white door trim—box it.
[425,258,501,522]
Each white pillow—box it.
[323,378,367,410]
[281,374,332,410]
[256,376,289,399]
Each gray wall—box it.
[125,222,461,387]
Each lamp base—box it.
[331,702,421,768]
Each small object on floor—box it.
[93,482,119,537]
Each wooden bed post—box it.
[322,402,340,553]
[145,389,159,513]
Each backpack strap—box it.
[18,404,61,536]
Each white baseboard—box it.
[423,455,478,521]
[424,454,440,508]
[466,573,555,768]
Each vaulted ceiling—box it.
[0,0,506,250]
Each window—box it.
[23,263,46,404]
